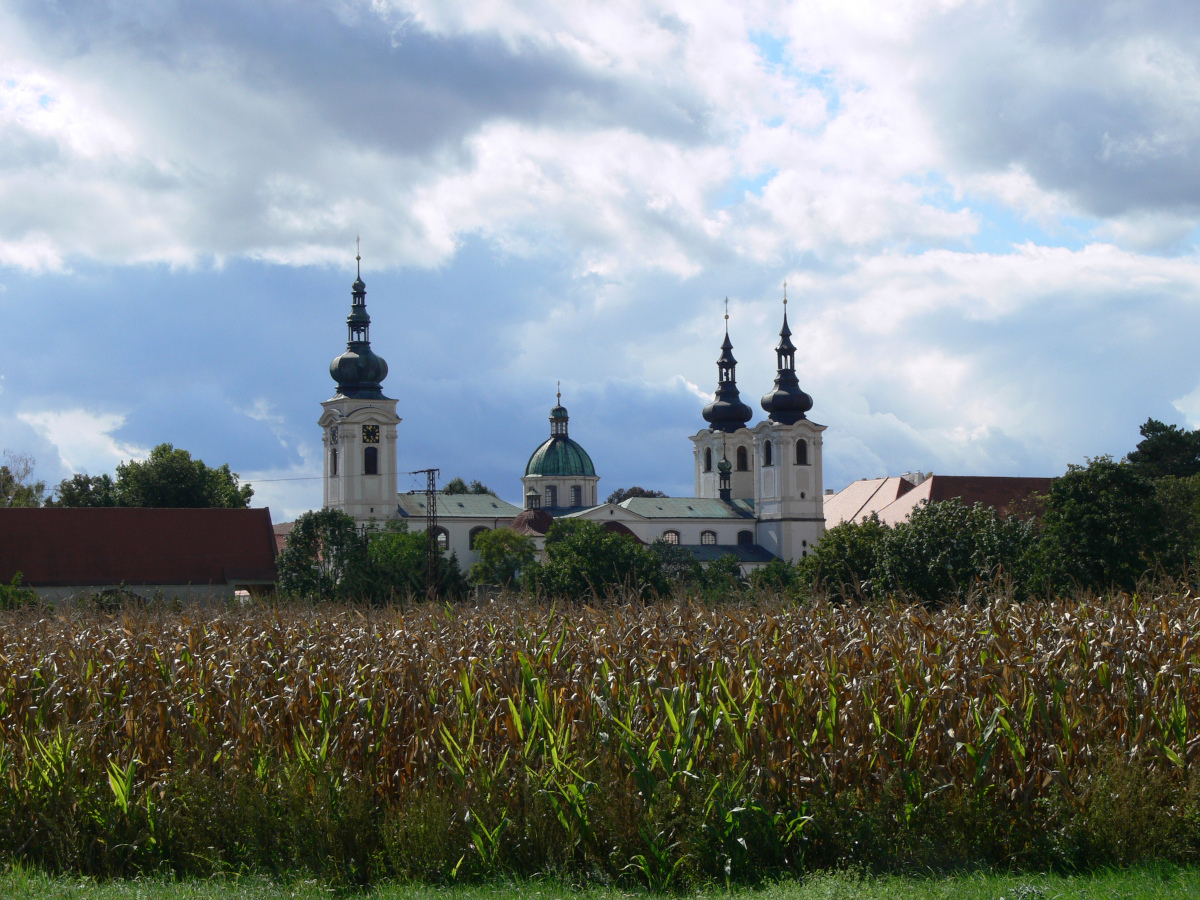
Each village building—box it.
[318,259,826,573]
[0,507,278,602]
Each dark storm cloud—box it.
[917,0,1200,217]
[14,0,711,158]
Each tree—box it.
[606,486,667,505]
[469,527,536,587]
[1153,474,1200,574]
[1036,456,1167,593]
[1126,418,1200,480]
[444,477,495,496]
[113,443,253,508]
[796,514,892,602]
[0,451,46,508]
[276,508,369,600]
[368,521,468,600]
[876,499,1039,605]
[50,473,117,507]
[525,519,668,600]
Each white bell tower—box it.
[754,288,825,561]
[319,243,400,523]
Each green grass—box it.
[4,866,1200,900]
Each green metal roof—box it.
[397,493,522,519]
[618,497,756,519]
[681,544,778,563]
[524,436,596,477]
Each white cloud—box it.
[17,409,148,474]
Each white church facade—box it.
[319,256,826,571]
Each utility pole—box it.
[408,468,440,596]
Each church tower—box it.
[752,288,825,560]
[691,302,755,500]
[318,244,401,522]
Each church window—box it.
[571,485,582,506]
[663,530,680,545]
[363,446,378,475]
[432,527,449,551]
[330,448,338,476]
[469,527,489,550]
[737,530,753,546]
[796,440,808,465]
[704,448,712,472]
[546,485,558,507]
[700,530,717,545]
[763,441,773,466]
[736,447,748,471]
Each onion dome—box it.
[330,244,389,399]
[760,292,812,424]
[702,304,754,433]
[525,391,597,477]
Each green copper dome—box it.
[525,394,596,477]
[524,436,596,477]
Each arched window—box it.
[571,485,582,506]
[736,446,748,471]
[700,530,717,545]
[330,448,338,476]
[545,485,558,507]
[704,447,713,472]
[469,526,489,550]
[431,527,449,551]
[737,530,753,546]
[795,440,808,465]
[363,446,378,475]
[662,530,680,545]
[763,441,773,467]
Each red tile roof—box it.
[0,508,278,587]
[826,475,1053,528]
[273,520,294,554]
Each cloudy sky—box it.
[3,0,1200,519]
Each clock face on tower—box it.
[362,424,380,443]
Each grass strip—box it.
[4,865,1200,900]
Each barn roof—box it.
[0,507,278,587]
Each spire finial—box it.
[783,281,787,306]
[724,296,729,331]
[356,235,361,278]
[557,380,561,404]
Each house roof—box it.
[825,475,1054,528]
[273,520,294,554]
[0,508,278,587]
[823,476,916,526]
[872,476,1052,526]
[681,543,778,564]
[618,497,757,519]
[396,493,522,519]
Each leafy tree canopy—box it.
[1126,418,1200,480]
[606,486,667,504]
[113,444,253,508]
[0,451,46,508]
[444,477,495,496]
[525,519,668,600]
[49,473,117,508]
[1037,456,1166,593]
[469,527,536,587]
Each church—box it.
[319,253,826,571]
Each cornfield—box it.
[2,589,1199,882]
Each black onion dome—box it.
[330,253,389,399]
[702,330,753,432]
[760,309,812,423]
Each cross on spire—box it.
[783,280,787,306]
[557,380,561,404]
[356,235,361,278]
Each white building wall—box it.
[319,396,401,522]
